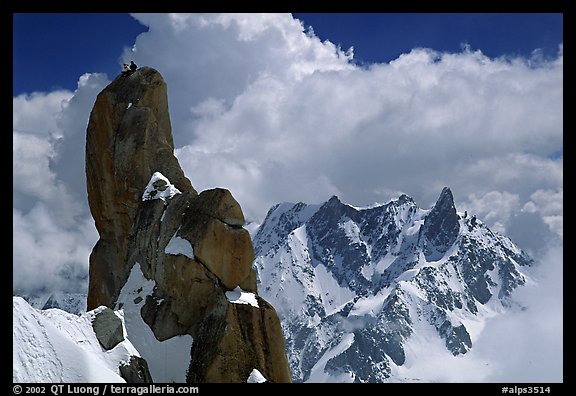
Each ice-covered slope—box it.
[13,297,141,383]
[253,188,534,382]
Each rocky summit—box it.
[85,67,291,383]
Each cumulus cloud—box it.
[167,42,562,224]
[459,190,521,234]
[13,90,79,224]
[13,205,98,294]
[123,13,353,148]
[50,73,110,205]
[523,188,563,239]
[457,185,562,255]
[13,73,108,295]
[119,14,562,224]
[13,90,72,137]
[13,132,80,224]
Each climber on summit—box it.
[121,63,130,77]
[130,61,138,71]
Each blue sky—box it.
[13,13,562,381]
[13,13,562,95]
[13,13,149,95]
[294,13,563,64]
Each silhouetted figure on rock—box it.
[121,63,131,77]
[121,61,138,78]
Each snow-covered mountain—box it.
[253,187,534,382]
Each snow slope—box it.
[13,297,140,383]
[13,262,194,383]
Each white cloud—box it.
[169,46,561,224]
[523,188,563,239]
[13,73,109,218]
[13,73,108,295]
[123,13,353,148]
[13,132,59,203]
[13,205,98,294]
[50,72,110,203]
[458,187,563,254]
[13,90,72,137]
[119,14,563,230]
[471,243,564,382]
[458,190,520,230]
[13,132,82,227]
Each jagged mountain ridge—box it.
[253,187,533,382]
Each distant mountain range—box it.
[253,187,533,382]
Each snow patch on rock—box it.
[142,172,181,202]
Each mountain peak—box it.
[437,186,455,207]
[396,193,415,205]
[327,195,342,204]
[253,189,533,382]
[420,187,459,259]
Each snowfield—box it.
[13,297,139,383]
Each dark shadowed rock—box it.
[119,356,153,383]
[187,298,291,383]
[421,187,460,260]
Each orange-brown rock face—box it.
[86,67,194,309]
[85,67,290,383]
[179,189,255,290]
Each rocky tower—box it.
[86,67,291,383]
[420,187,460,260]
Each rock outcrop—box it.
[119,356,153,383]
[91,307,124,350]
[86,67,194,309]
[86,67,291,383]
